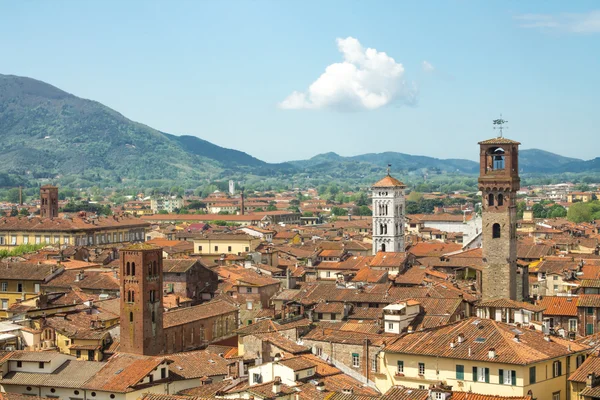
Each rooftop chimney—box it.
[273,376,282,394]
[488,348,496,359]
[457,333,464,343]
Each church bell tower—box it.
[478,136,521,301]
[371,169,406,254]
[119,243,164,355]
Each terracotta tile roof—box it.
[371,252,408,268]
[215,265,280,287]
[478,137,521,145]
[580,279,600,288]
[477,298,545,312]
[517,244,554,259]
[0,262,61,281]
[1,359,104,389]
[378,386,429,400]
[384,317,588,365]
[408,242,462,258]
[0,394,54,400]
[372,174,406,188]
[44,270,119,292]
[255,332,310,354]
[537,296,578,316]
[83,352,165,392]
[178,380,232,397]
[165,349,229,379]
[0,215,149,233]
[577,294,600,308]
[569,354,600,382]
[162,259,199,273]
[314,302,345,314]
[351,267,387,283]
[278,355,317,371]
[163,299,237,328]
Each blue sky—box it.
[1,1,599,163]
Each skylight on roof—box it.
[115,369,123,375]
[511,328,523,335]
[471,320,481,325]
[475,337,486,343]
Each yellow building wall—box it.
[0,280,42,318]
[376,351,582,400]
[0,227,146,251]
[193,238,260,255]
[55,331,105,361]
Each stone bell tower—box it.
[371,168,406,254]
[120,243,164,355]
[40,185,59,219]
[478,136,521,301]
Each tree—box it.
[303,211,314,217]
[266,205,277,211]
[407,191,423,202]
[355,192,369,207]
[567,202,592,223]
[357,205,371,216]
[532,203,546,219]
[6,188,20,204]
[547,204,567,218]
[516,201,526,219]
[331,206,347,216]
[158,210,169,215]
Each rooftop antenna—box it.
[387,164,391,176]
[493,114,508,138]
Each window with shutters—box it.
[418,363,425,375]
[352,353,359,368]
[553,361,562,378]
[473,366,489,383]
[529,366,536,384]
[456,365,464,380]
[500,369,516,385]
[552,392,560,400]
[397,360,404,374]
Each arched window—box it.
[129,312,133,322]
[126,262,130,276]
[492,223,501,239]
[381,243,386,252]
[488,193,494,206]
[497,194,504,206]
[127,291,131,302]
[385,204,388,215]
[148,263,152,276]
[131,291,135,302]
[153,261,157,276]
[131,262,135,276]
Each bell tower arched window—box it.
[488,193,494,206]
[497,194,504,206]
[492,223,501,239]
[381,243,386,252]
[131,262,136,276]
[126,262,130,276]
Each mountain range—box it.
[0,73,598,188]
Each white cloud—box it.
[515,10,600,33]
[422,61,435,72]
[279,37,417,111]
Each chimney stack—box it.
[273,376,282,394]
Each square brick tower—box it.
[119,243,164,355]
[40,185,59,218]
[478,137,520,301]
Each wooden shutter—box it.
[473,366,478,382]
[511,370,516,386]
[499,369,504,384]
[485,368,490,383]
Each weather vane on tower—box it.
[493,114,508,138]
[387,164,391,175]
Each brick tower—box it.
[119,243,164,355]
[371,170,406,254]
[40,185,59,218]
[478,137,520,301]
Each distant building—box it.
[150,196,184,213]
[229,180,235,195]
